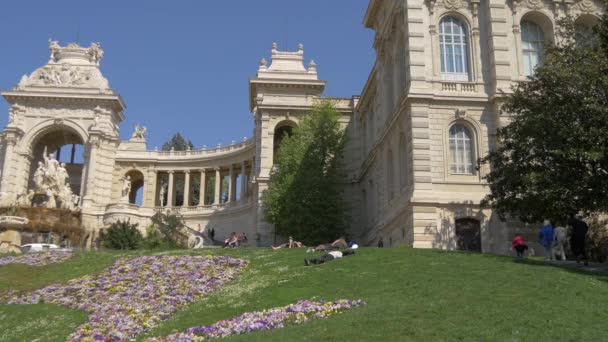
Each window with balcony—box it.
[439,16,470,81]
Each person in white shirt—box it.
[304,249,355,266]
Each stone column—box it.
[240,161,247,199]
[0,138,16,192]
[183,170,191,207]
[82,135,100,207]
[144,170,157,207]
[167,171,175,207]
[214,167,221,204]
[228,164,235,203]
[199,168,206,205]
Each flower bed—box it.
[1,255,248,341]
[0,251,72,267]
[147,299,367,341]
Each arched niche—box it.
[29,125,85,197]
[125,169,145,205]
[273,120,298,164]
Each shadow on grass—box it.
[512,257,608,282]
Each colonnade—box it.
[155,160,251,208]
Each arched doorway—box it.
[125,170,144,205]
[29,127,85,201]
[273,122,297,164]
[455,218,481,252]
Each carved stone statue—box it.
[48,39,60,62]
[33,162,45,192]
[131,123,147,140]
[57,162,69,186]
[45,189,56,209]
[90,114,101,130]
[121,176,131,202]
[71,194,80,207]
[16,190,34,207]
[8,110,16,125]
[31,150,79,211]
[86,42,104,65]
[44,152,59,178]
[159,181,167,207]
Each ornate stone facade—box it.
[0,0,603,253]
[355,0,603,254]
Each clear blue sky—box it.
[0,1,374,149]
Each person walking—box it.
[568,214,589,266]
[539,220,555,261]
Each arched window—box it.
[399,133,407,189]
[439,16,470,81]
[521,21,545,77]
[449,124,475,175]
[387,149,395,201]
[575,23,596,47]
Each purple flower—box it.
[0,252,72,267]
[147,299,367,341]
[1,255,248,341]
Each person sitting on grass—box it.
[237,232,248,246]
[272,236,304,250]
[305,249,356,266]
[512,234,529,259]
[224,232,238,248]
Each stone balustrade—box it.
[438,81,481,94]
[116,138,254,161]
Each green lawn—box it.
[1,248,607,341]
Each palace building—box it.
[0,0,602,253]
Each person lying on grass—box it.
[272,236,304,250]
[305,249,356,266]
[308,237,349,252]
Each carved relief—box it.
[23,104,96,118]
[443,0,465,10]
[17,41,111,90]
[578,0,597,13]
[455,109,467,118]
[525,0,545,10]
[427,0,478,12]
[31,64,91,87]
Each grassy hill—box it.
[1,247,607,341]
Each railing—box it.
[155,196,253,214]
[116,138,255,161]
[441,82,477,93]
[154,138,254,157]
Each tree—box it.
[162,132,196,205]
[263,101,348,244]
[149,211,187,247]
[481,18,608,223]
[162,132,194,151]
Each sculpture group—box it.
[24,148,80,210]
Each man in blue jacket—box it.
[539,220,555,261]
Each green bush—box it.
[103,220,143,250]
